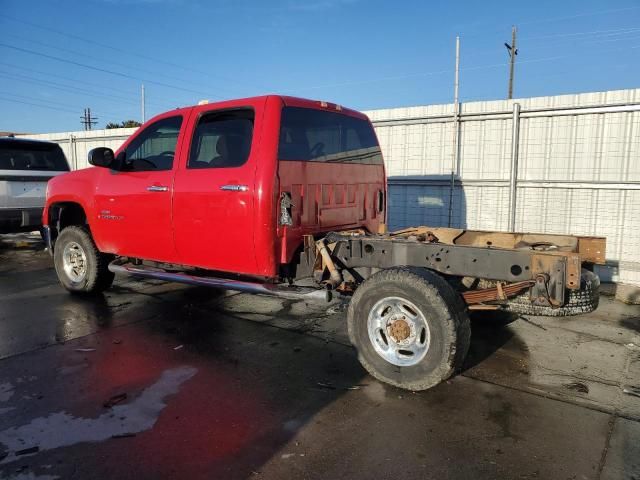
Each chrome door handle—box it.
[220,184,249,192]
[147,185,168,192]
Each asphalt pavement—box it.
[0,237,639,479]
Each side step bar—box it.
[108,261,330,302]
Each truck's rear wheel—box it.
[348,267,470,391]
[54,226,114,294]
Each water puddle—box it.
[0,366,197,463]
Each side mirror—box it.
[88,147,115,168]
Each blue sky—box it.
[1,0,640,133]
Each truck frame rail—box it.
[305,227,605,312]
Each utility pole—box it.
[505,26,518,99]
[141,84,146,123]
[447,35,460,227]
[80,108,98,131]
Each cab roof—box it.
[172,95,369,121]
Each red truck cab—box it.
[44,95,386,279]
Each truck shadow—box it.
[463,311,523,373]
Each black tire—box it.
[347,267,471,391]
[53,226,114,294]
[504,269,600,317]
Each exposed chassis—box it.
[307,227,606,312]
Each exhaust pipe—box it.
[315,239,343,288]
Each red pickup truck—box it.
[43,95,605,391]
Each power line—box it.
[3,33,242,96]
[517,5,640,26]
[0,61,136,97]
[6,91,89,109]
[0,13,264,91]
[428,25,640,63]
[2,7,636,97]
[403,24,640,64]
[430,25,640,64]
[299,36,640,93]
[0,71,145,107]
[0,42,219,99]
[0,90,133,119]
[586,34,640,46]
[0,95,79,114]
[0,63,171,109]
[520,26,640,41]
[458,6,640,39]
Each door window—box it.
[188,109,254,169]
[123,116,183,171]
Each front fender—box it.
[44,168,100,232]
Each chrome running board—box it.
[108,261,329,301]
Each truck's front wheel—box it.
[347,267,470,391]
[54,226,114,294]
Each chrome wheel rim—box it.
[367,296,430,367]
[62,241,87,283]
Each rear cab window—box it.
[0,140,69,172]
[278,106,382,164]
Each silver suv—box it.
[0,137,70,233]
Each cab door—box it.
[93,115,185,262]
[172,106,260,275]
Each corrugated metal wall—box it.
[366,88,640,285]
[20,88,640,285]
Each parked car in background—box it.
[0,137,70,234]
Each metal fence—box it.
[368,88,640,286]
[20,88,640,286]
